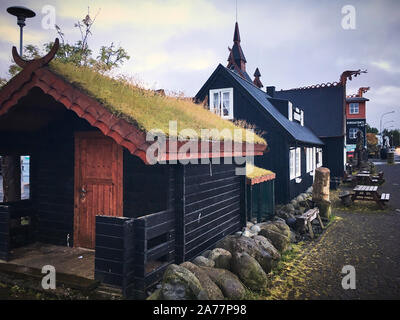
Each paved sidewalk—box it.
[268,163,400,300]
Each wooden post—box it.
[1,155,21,202]
[175,164,185,263]
[312,167,330,202]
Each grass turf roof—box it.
[48,60,266,145]
[246,163,275,180]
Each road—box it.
[268,162,400,300]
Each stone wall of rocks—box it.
[147,219,292,300]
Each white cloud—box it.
[371,60,400,74]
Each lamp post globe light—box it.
[6,6,36,55]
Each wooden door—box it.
[74,132,123,249]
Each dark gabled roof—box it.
[274,85,345,137]
[196,64,323,146]
[346,97,369,102]
[229,65,252,82]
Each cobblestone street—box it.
[267,162,400,300]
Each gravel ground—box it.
[268,162,400,300]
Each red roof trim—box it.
[247,172,276,185]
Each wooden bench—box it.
[339,191,353,206]
[295,208,324,239]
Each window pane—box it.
[222,92,230,116]
[213,92,220,114]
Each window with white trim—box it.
[289,149,295,180]
[313,147,316,170]
[288,102,293,121]
[349,103,359,114]
[316,148,323,167]
[295,147,301,178]
[209,88,234,119]
[290,147,301,180]
[306,148,313,173]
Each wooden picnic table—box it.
[353,173,379,186]
[352,185,390,209]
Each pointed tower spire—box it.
[253,68,263,88]
[233,22,241,43]
[227,22,248,79]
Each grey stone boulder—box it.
[161,264,207,300]
[193,256,215,268]
[301,193,309,199]
[250,225,261,234]
[252,235,281,261]
[290,199,300,209]
[216,235,273,273]
[201,250,211,258]
[181,262,224,300]
[257,221,291,253]
[208,248,232,270]
[231,252,268,292]
[246,221,254,229]
[242,229,253,237]
[201,267,246,299]
[285,203,296,212]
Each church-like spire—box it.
[227,22,247,79]
[233,22,241,43]
[253,68,263,88]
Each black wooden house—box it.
[0,41,266,298]
[195,23,323,204]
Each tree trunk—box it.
[1,155,21,202]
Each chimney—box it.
[266,86,275,97]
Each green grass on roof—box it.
[246,163,275,179]
[48,60,266,145]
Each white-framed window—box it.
[295,147,301,178]
[300,110,304,126]
[209,88,234,119]
[288,102,293,121]
[313,147,316,170]
[349,103,359,114]
[349,128,359,139]
[289,149,295,180]
[316,148,323,167]
[290,147,302,180]
[306,148,312,173]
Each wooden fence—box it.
[0,200,36,261]
[95,208,175,299]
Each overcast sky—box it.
[0,0,399,130]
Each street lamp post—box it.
[7,6,36,55]
[380,110,395,140]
